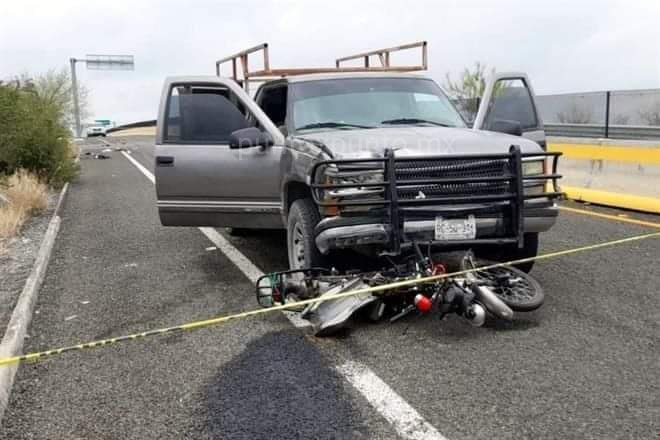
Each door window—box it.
[164,85,250,143]
[257,85,288,128]
[483,78,539,131]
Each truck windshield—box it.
[290,77,466,131]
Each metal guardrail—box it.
[106,119,156,134]
[544,123,660,140]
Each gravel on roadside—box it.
[0,193,57,332]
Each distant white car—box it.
[86,119,115,137]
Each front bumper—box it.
[315,205,559,254]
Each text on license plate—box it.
[434,215,476,240]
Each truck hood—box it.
[297,126,543,158]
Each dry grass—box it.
[5,170,49,213]
[0,207,26,248]
[68,141,81,160]
[0,170,49,249]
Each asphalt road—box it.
[2,135,659,440]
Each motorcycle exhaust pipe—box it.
[470,284,514,320]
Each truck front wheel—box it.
[287,198,327,270]
[498,232,539,273]
[478,233,539,273]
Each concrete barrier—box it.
[548,137,660,214]
[108,126,156,137]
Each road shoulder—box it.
[0,183,69,422]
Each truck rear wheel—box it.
[287,198,327,270]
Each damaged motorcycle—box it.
[255,247,544,336]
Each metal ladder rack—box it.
[215,41,428,92]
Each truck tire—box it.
[226,227,250,237]
[499,233,539,273]
[287,198,327,270]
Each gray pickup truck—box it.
[154,71,561,272]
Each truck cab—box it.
[153,43,562,272]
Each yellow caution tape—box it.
[1,231,658,367]
[559,206,660,229]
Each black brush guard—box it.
[311,145,563,255]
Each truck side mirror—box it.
[229,127,274,149]
[488,119,523,137]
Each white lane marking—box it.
[337,362,449,440]
[121,150,448,440]
[122,150,308,328]
[198,228,264,282]
[121,151,154,183]
[199,228,309,328]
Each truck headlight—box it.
[321,168,385,214]
[522,159,549,197]
[522,160,544,176]
[326,169,384,198]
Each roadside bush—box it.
[0,79,79,187]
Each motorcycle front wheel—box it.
[470,262,544,312]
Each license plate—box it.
[434,215,476,240]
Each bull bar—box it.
[311,145,563,255]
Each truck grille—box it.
[394,158,510,200]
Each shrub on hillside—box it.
[0,77,79,187]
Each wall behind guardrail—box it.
[454,89,660,140]
[537,89,660,140]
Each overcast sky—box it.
[2,0,659,125]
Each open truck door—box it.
[155,77,285,228]
[473,72,546,149]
